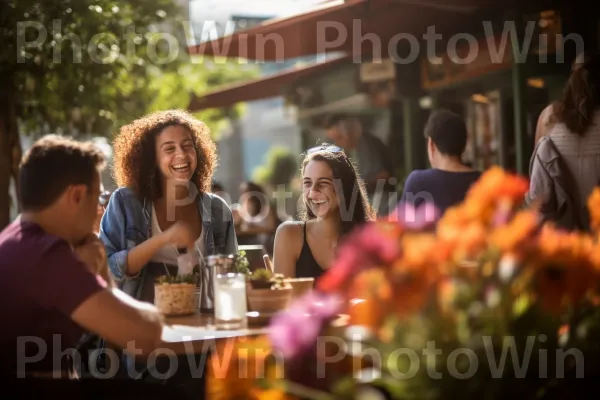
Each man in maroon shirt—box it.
[0,135,165,378]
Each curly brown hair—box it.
[112,109,217,200]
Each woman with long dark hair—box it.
[534,50,596,145]
[527,53,600,231]
[273,143,374,280]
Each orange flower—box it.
[438,201,487,228]
[436,277,457,315]
[534,262,597,315]
[206,336,290,400]
[495,175,529,203]
[536,225,595,265]
[400,233,442,267]
[464,166,505,202]
[590,242,600,272]
[457,223,488,257]
[348,268,391,328]
[438,219,487,262]
[488,210,538,253]
[349,296,385,329]
[587,187,600,232]
[447,167,529,231]
[436,208,466,238]
[466,166,529,207]
[390,259,437,317]
[350,267,393,300]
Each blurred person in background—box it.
[399,109,481,216]
[324,113,396,216]
[235,181,279,254]
[211,179,231,204]
[534,50,597,145]
[273,144,374,281]
[527,54,600,231]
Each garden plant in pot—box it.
[247,269,292,313]
[154,273,198,316]
[232,250,251,276]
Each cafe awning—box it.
[188,55,352,111]
[188,0,533,62]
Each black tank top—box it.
[295,222,325,280]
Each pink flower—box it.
[388,202,440,230]
[358,223,401,263]
[268,291,342,359]
[317,222,401,292]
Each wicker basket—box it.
[154,283,197,316]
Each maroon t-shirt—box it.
[0,220,106,375]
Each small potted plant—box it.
[154,273,198,316]
[232,251,251,276]
[247,269,292,313]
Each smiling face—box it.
[155,125,198,184]
[302,160,339,219]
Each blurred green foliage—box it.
[0,0,259,227]
[2,0,258,138]
[252,146,298,188]
[147,58,259,140]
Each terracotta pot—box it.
[154,283,196,316]
[249,280,272,289]
[246,286,292,313]
[283,277,314,299]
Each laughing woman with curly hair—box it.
[100,110,237,302]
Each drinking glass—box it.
[214,273,247,329]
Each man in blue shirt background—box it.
[399,109,481,216]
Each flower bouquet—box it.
[207,167,600,399]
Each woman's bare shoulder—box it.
[274,221,305,263]
[275,220,304,239]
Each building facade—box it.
[189,0,322,200]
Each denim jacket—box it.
[99,186,237,301]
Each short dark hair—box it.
[19,135,106,212]
[240,181,268,217]
[424,109,468,158]
[323,113,348,129]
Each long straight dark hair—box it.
[298,144,374,239]
[553,53,600,135]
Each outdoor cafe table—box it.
[156,306,354,398]
[160,311,267,354]
[160,299,359,354]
